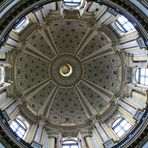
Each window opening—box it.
[112,118,131,137]
[62,140,78,148]
[136,68,148,86]
[64,0,82,6]
[10,118,28,138]
[0,67,5,85]
[115,15,135,33]
[14,16,29,33]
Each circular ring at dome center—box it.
[50,54,83,87]
[59,64,73,77]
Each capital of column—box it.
[78,130,92,139]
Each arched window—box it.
[62,140,78,148]
[115,15,135,33]
[112,117,131,138]
[136,68,148,86]
[64,0,82,7]
[14,16,29,33]
[10,118,28,138]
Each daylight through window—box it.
[62,140,78,148]
[115,15,135,32]
[10,118,28,139]
[136,68,148,86]
[112,118,131,137]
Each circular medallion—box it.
[50,54,83,87]
[59,64,73,77]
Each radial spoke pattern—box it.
[48,20,88,54]
[38,28,59,56]
[14,19,122,126]
[38,84,58,115]
[74,28,98,56]
[26,41,52,62]
[74,86,97,116]
[81,43,113,63]
[28,80,56,113]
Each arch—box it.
[112,117,131,138]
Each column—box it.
[33,120,45,144]
[133,54,147,62]
[118,99,137,115]
[48,137,55,148]
[1,44,17,52]
[8,107,19,124]
[0,90,7,108]
[92,128,103,148]
[119,40,139,50]
[127,83,147,95]
[27,12,38,23]
[6,37,21,48]
[42,130,48,148]
[95,5,107,20]
[77,132,88,148]
[0,97,14,111]
[101,123,117,141]
[119,30,139,43]
[9,30,19,41]
[78,139,81,148]
[131,90,147,109]
[123,97,145,110]
[25,123,38,143]
[132,90,147,102]
[56,133,62,148]
[0,53,6,60]
[0,82,11,93]
[85,136,94,148]
[0,61,12,67]
[34,10,44,24]
[135,62,147,68]
[97,11,113,27]
[118,106,135,125]
[103,14,118,26]
[46,131,60,148]
[95,122,109,142]
[5,100,19,116]
[40,128,46,146]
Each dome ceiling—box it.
[0,0,148,147]
[14,19,122,127]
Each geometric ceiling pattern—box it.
[14,19,122,126]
